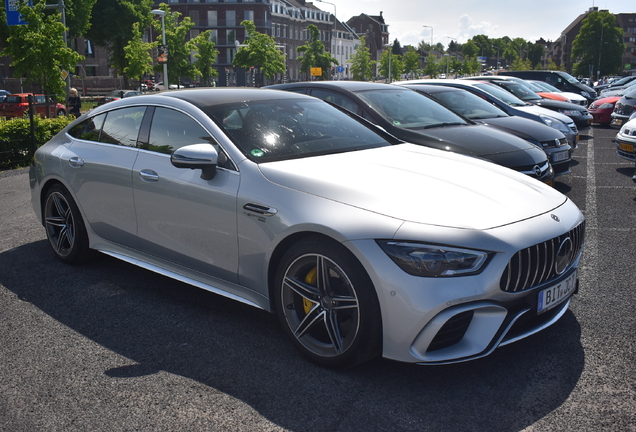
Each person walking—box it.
[67,88,81,117]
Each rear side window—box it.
[309,89,360,115]
[4,96,24,104]
[100,107,146,147]
[68,113,106,141]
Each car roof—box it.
[267,81,405,92]
[399,84,464,95]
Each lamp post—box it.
[384,44,392,83]
[422,25,433,49]
[314,0,337,78]
[151,9,169,90]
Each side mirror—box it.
[171,144,219,180]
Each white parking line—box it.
[582,129,597,274]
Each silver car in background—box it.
[29,89,585,367]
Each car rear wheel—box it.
[56,109,66,117]
[43,184,95,264]
[274,237,382,368]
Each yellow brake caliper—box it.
[303,267,317,314]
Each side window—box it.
[100,107,146,147]
[310,89,360,115]
[147,107,214,154]
[68,113,106,142]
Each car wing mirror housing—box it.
[171,144,219,180]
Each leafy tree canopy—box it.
[348,35,375,81]
[572,11,625,77]
[296,24,338,80]
[233,19,285,84]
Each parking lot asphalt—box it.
[0,125,634,432]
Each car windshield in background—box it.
[498,82,542,102]
[473,83,529,107]
[429,89,508,120]
[355,88,468,130]
[204,98,392,163]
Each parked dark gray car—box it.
[267,81,554,185]
[399,84,572,176]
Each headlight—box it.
[581,91,594,99]
[597,103,614,109]
[540,114,570,133]
[558,109,581,116]
[377,241,491,277]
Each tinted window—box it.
[356,88,467,130]
[309,89,360,114]
[68,113,106,141]
[204,98,392,162]
[428,89,507,120]
[100,107,145,147]
[146,107,215,154]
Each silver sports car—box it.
[29,88,585,367]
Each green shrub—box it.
[0,116,74,170]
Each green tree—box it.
[378,49,403,83]
[86,0,153,86]
[510,58,533,71]
[402,46,420,79]
[124,22,156,90]
[1,0,84,99]
[572,10,625,77]
[527,42,545,69]
[348,36,375,81]
[233,20,286,86]
[423,54,438,78]
[192,30,219,87]
[462,40,479,58]
[152,4,199,87]
[64,0,99,37]
[463,56,481,76]
[297,24,338,80]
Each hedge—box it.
[0,116,75,170]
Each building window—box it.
[244,10,254,22]
[227,29,236,45]
[85,39,95,58]
[189,10,199,25]
[227,48,236,63]
[210,29,218,43]
[208,10,217,26]
[226,10,235,27]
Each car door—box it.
[132,106,240,283]
[62,106,145,248]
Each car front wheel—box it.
[43,184,94,264]
[274,237,382,368]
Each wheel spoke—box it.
[324,310,344,354]
[284,275,320,302]
[294,307,325,339]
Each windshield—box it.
[532,81,560,92]
[497,82,541,101]
[559,72,580,84]
[472,83,528,107]
[623,86,636,99]
[426,89,507,120]
[355,88,468,130]
[204,98,393,163]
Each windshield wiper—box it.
[421,122,465,129]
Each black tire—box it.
[56,109,66,117]
[43,184,95,264]
[274,237,382,368]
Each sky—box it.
[319,0,634,47]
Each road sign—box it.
[157,45,168,64]
[311,67,322,76]
[5,0,29,25]
[337,66,344,73]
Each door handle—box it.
[139,169,159,182]
[68,157,84,167]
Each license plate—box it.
[552,151,569,162]
[619,142,634,153]
[575,135,580,142]
[611,118,623,126]
[537,270,577,314]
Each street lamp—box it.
[422,25,433,49]
[151,9,169,90]
[384,44,392,83]
[314,0,337,78]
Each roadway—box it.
[0,125,634,431]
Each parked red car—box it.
[0,93,66,118]
[588,96,620,126]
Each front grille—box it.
[614,103,635,116]
[500,221,585,293]
[569,124,578,134]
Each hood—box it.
[478,116,565,143]
[407,124,546,168]
[518,105,575,125]
[533,98,589,111]
[259,144,566,231]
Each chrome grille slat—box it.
[500,222,585,293]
